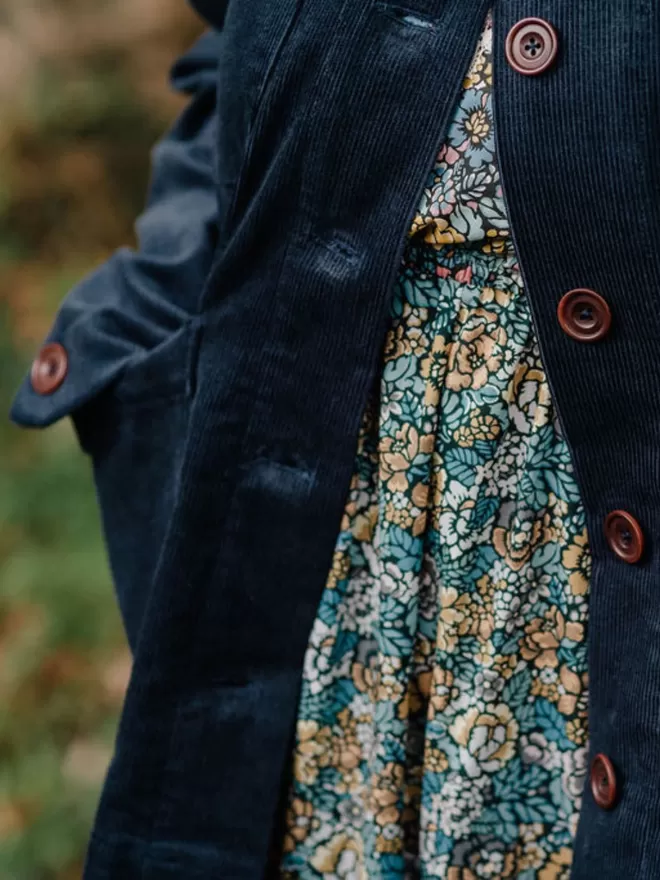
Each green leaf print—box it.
[514,796,557,825]
[535,699,575,750]
[501,667,532,711]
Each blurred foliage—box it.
[0,2,203,877]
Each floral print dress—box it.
[279,10,592,879]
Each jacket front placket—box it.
[493,2,660,877]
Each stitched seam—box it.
[145,199,302,855]
[221,0,306,238]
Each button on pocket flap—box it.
[10,311,200,430]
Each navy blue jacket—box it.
[10,1,660,876]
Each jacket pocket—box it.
[71,317,200,454]
[71,319,201,650]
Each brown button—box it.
[557,288,612,342]
[590,753,618,810]
[505,18,559,76]
[30,342,68,395]
[604,510,644,564]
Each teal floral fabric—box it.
[279,11,591,879]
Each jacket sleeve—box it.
[9,26,224,429]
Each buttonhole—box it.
[374,2,439,31]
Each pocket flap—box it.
[8,249,196,428]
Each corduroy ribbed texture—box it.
[77,1,492,875]
[10,1,660,876]
[494,3,660,876]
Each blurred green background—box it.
[0,3,203,877]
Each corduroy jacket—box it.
[9,1,660,877]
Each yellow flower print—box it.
[480,286,513,309]
[423,217,467,247]
[539,505,566,548]
[473,640,496,666]
[562,529,592,597]
[413,632,434,664]
[463,593,495,644]
[352,653,379,697]
[445,307,507,392]
[454,410,501,447]
[453,426,474,448]
[476,572,511,604]
[334,707,362,773]
[283,798,315,852]
[384,311,430,361]
[428,666,456,718]
[465,106,490,149]
[491,653,517,681]
[339,502,357,533]
[475,572,491,597]
[385,498,414,530]
[379,423,433,493]
[549,490,569,519]
[376,655,406,703]
[482,232,511,256]
[374,800,400,829]
[309,833,367,879]
[520,823,544,842]
[492,515,544,572]
[465,848,517,877]
[435,587,471,652]
[447,869,477,880]
[520,609,584,670]
[411,480,430,536]
[449,703,519,775]
[412,481,430,510]
[514,823,546,872]
[337,740,362,774]
[368,761,405,829]
[324,548,351,591]
[352,503,379,543]
[399,302,429,327]
[420,335,449,408]
[557,664,588,717]
[338,467,378,540]
[293,720,332,785]
[538,846,573,880]
[463,50,490,89]
[531,674,559,703]
[521,616,560,669]
[424,746,449,773]
[376,831,403,854]
[335,767,363,795]
[508,360,552,431]
[565,718,588,745]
